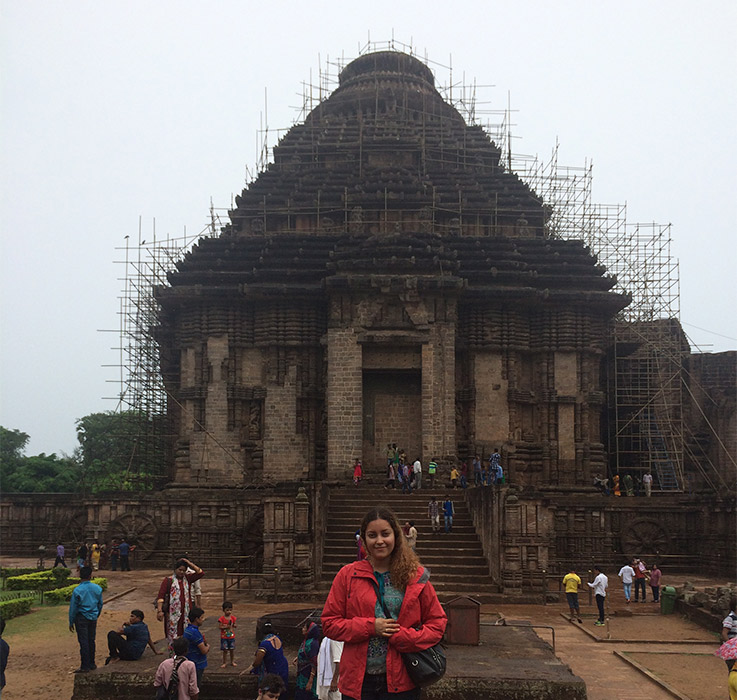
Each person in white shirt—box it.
[618,562,635,603]
[316,636,343,700]
[587,566,608,626]
[412,460,422,490]
[642,472,653,497]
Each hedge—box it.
[45,578,108,605]
[1,567,43,579]
[6,568,71,591]
[0,597,33,620]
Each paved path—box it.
[492,602,718,700]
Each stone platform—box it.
[72,616,585,699]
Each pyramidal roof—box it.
[226,50,545,239]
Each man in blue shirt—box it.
[117,538,131,571]
[69,566,103,672]
[183,607,210,685]
[106,609,160,664]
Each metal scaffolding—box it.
[110,45,685,490]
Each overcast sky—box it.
[2,1,735,457]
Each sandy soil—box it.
[584,612,717,642]
[625,651,727,700]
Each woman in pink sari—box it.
[155,557,204,644]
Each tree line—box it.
[0,411,165,493]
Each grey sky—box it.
[2,0,735,456]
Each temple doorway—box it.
[362,370,422,474]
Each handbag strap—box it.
[369,577,392,619]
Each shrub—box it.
[45,578,108,605]
[0,597,33,619]
[6,568,71,592]
[0,567,43,579]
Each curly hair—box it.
[360,506,420,591]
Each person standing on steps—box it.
[587,566,608,626]
[443,496,455,533]
[412,459,422,491]
[427,497,440,534]
[427,458,438,488]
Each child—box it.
[257,672,287,700]
[183,607,209,685]
[218,601,237,668]
[450,466,459,488]
[352,459,362,486]
[154,636,199,699]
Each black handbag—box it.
[372,579,447,687]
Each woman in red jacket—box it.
[322,507,447,700]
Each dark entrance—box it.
[362,370,422,474]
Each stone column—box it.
[554,351,578,485]
[327,328,363,478]
[421,322,456,461]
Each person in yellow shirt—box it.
[562,569,583,623]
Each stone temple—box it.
[2,51,734,594]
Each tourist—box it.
[106,609,159,663]
[76,542,88,574]
[494,460,505,486]
[622,473,634,496]
[587,566,608,626]
[316,634,343,700]
[459,460,468,489]
[99,542,108,570]
[257,673,287,700]
[400,462,412,495]
[353,459,363,486]
[183,607,209,685]
[449,465,459,488]
[247,622,290,694]
[633,558,649,602]
[118,538,132,571]
[0,618,9,698]
[473,454,482,486]
[294,620,321,699]
[386,443,395,470]
[721,596,737,670]
[642,471,653,497]
[154,636,199,700]
[155,557,205,644]
[405,521,418,552]
[427,458,438,488]
[110,539,120,571]
[321,506,447,700]
[427,497,440,534]
[562,569,583,623]
[649,563,662,603]
[617,560,635,604]
[612,474,621,496]
[218,601,237,668]
[90,541,101,571]
[593,475,609,495]
[384,462,396,490]
[69,565,103,673]
[412,459,422,490]
[443,497,455,533]
[489,449,502,485]
[355,530,366,561]
[53,541,66,568]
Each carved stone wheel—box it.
[620,518,670,556]
[59,509,88,545]
[241,508,264,569]
[107,512,158,559]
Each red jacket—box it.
[322,560,447,698]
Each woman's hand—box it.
[156,610,164,621]
[374,617,400,638]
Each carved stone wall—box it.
[0,485,325,590]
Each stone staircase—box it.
[320,485,499,600]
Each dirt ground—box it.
[583,612,716,642]
[0,559,729,700]
[624,652,727,700]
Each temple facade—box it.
[156,51,627,489]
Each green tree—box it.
[75,410,162,492]
[0,426,78,492]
